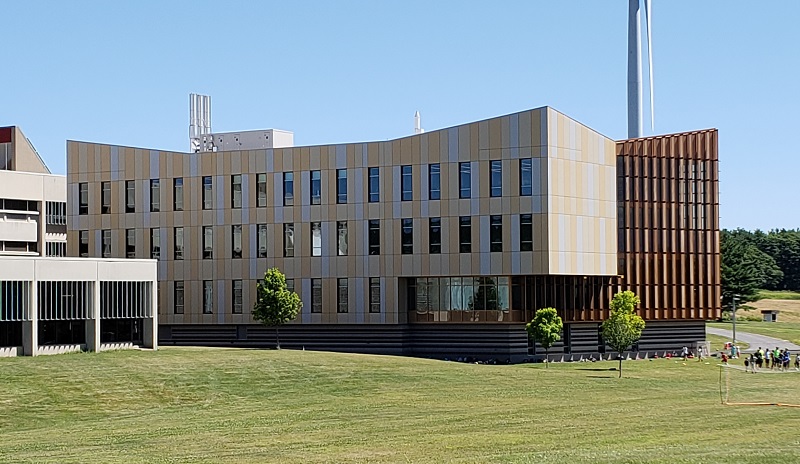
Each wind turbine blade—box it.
[645,0,654,131]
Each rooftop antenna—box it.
[414,111,424,134]
[627,0,654,138]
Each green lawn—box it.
[706,333,749,352]
[2,347,800,463]
[755,289,800,301]
[709,321,800,346]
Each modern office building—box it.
[65,106,720,360]
[0,126,158,357]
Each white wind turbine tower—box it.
[627,0,655,139]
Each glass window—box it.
[283,172,293,206]
[429,164,440,200]
[101,181,111,214]
[258,224,268,258]
[256,173,267,207]
[490,215,503,252]
[520,214,533,251]
[284,223,294,257]
[369,277,381,313]
[401,165,412,201]
[368,220,380,255]
[490,160,502,197]
[174,281,184,314]
[231,175,242,209]
[150,179,160,212]
[151,228,160,259]
[203,280,213,314]
[459,217,471,253]
[126,180,135,213]
[203,226,213,259]
[125,229,135,258]
[337,169,347,204]
[102,229,111,257]
[311,278,322,313]
[286,279,295,294]
[520,158,533,196]
[310,170,321,205]
[429,218,441,254]
[337,278,348,313]
[311,222,322,257]
[202,176,213,210]
[401,218,413,254]
[174,227,184,260]
[459,162,471,199]
[368,167,379,203]
[173,178,184,211]
[79,230,89,257]
[337,221,348,256]
[232,225,242,259]
[232,280,243,314]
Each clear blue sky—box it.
[2,1,797,230]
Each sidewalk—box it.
[706,326,800,353]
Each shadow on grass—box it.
[576,368,618,372]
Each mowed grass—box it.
[755,290,800,301]
[707,333,749,352]
[710,321,800,346]
[2,348,800,464]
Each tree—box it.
[525,308,563,367]
[601,291,645,378]
[252,268,302,349]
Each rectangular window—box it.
[401,165,412,201]
[459,216,471,253]
[337,278,348,313]
[256,173,268,207]
[126,229,135,258]
[401,218,413,254]
[520,214,533,251]
[203,280,213,314]
[283,172,294,206]
[490,160,502,197]
[150,228,160,259]
[337,221,348,256]
[336,169,347,204]
[232,225,242,259]
[428,164,440,200]
[101,181,111,214]
[202,176,213,210]
[368,167,379,202]
[311,222,322,257]
[311,278,322,313]
[520,158,533,196]
[102,229,111,258]
[490,215,503,252]
[150,179,160,212]
[284,223,294,257]
[257,224,268,258]
[174,281,185,314]
[78,182,89,215]
[310,170,321,205]
[368,220,380,255]
[459,162,471,199]
[286,279,295,294]
[232,280,243,314]
[79,230,89,257]
[231,175,242,209]
[369,277,381,313]
[429,218,441,254]
[126,180,135,213]
[203,226,213,259]
[173,178,184,211]
[174,227,184,260]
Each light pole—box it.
[732,295,740,348]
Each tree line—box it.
[721,228,800,305]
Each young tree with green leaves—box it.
[601,291,645,378]
[253,267,302,349]
[525,308,563,367]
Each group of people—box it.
[743,347,800,372]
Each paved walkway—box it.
[706,326,800,353]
